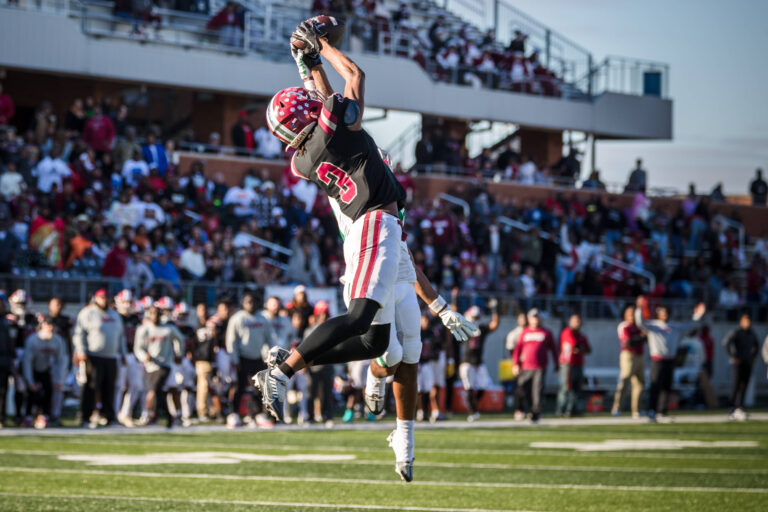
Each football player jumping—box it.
[256,20,407,424]
[259,18,479,482]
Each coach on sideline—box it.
[73,289,127,427]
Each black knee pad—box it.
[361,323,390,359]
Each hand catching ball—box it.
[291,15,346,51]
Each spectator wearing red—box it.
[556,313,591,417]
[393,163,415,203]
[207,1,244,48]
[610,304,646,417]
[431,201,457,257]
[696,324,716,408]
[102,236,130,278]
[230,110,254,155]
[0,83,14,125]
[83,105,116,156]
[512,309,558,422]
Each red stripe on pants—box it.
[357,212,382,299]
[351,213,371,298]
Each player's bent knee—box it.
[361,323,390,359]
[401,336,422,365]
[347,298,381,335]
[381,342,403,369]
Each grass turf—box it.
[1,418,767,511]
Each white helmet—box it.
[9,289,27,304]
[132,299,145,315]
[115,289,133,315]
[9,289,27,315]
[172,301,189,321]
[155,296,175,311]
[115,289,133,303]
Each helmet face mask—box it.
[266,87,324,148]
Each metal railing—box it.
[1,0,667,100]
[435,193,470,217]
[587,55,671,99]
[2,273,754,322]
[0,273,298,309]
[497,215,656,292]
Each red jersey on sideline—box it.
[559,327,591,367]
[618,320,644,356]
[512,327,558,371]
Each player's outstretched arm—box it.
[319,45,365,130]
[411,252,479,342]
[311,65,334,99]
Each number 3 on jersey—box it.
[316,162,358,204]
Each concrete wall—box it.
[479,316,768,398]
[0,9,671,140]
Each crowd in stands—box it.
[310,2,561,94]
[2,92,768,322]
[99,0,566,95]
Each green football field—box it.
[1,415,767,512]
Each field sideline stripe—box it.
[9,438,767,461]
[0,492,534,512]
[1,449,766,475]
[0,466,766,494]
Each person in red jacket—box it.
[82,105,116,156]
[102,236,130,278]
[512,308,559,423]
[610,304,646,418]
[555,313,591,417]
[0,83,14,125]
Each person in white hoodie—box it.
[73,289,127,428]
[226,292,275,427]
[22,316,68,428]
[134,304,183,427]
[635,296,706,422]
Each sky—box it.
[366,0,768,195]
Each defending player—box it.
[362,241,478,481]
[256,20,407,421]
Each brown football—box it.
[291,15,346,50]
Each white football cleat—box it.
[387,429,414,482]
[254,370,286,423]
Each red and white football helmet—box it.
[155,296,175,311]
[172,301,189,321]
[139,296,155,310]
[115,289,133,304]
[132,299,145,315]
[265,86,323,148]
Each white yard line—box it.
[0,492,537,512]
[0,413,765,437]
[0,467,766,494]
[6,437,765,461]
[2,449,766,475]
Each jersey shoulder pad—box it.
[320,93,353,136]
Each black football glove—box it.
[292,20,323,55]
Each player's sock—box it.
[396,419,414,461]
[365,366,385,396]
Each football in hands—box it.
[291,15,346,50]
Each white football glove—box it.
[429,296,480,343]
[291,45,313,82]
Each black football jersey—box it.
[291,93,405,223]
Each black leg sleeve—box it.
[311,323,390,366]
[296,298,383,364]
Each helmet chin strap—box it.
[288,122,317,149]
